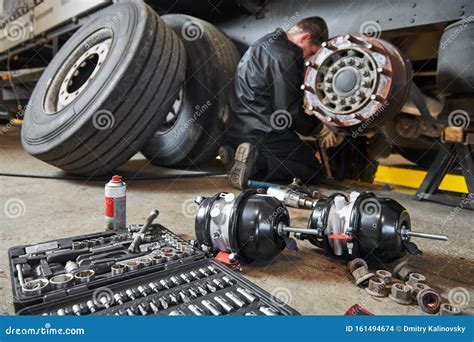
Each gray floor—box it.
[1,126,473,315]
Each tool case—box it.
[9,224,299,316]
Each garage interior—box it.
[0,1,474,315]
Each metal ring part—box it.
[161,247,177,261]
[125,260,141,272]
[348,258,374,285]
[375,270,392,284]
[439,303,462,316]
[151,253,165,264]
[111,263,126,276]
[389,283,412,305]
[348,258,368,272]
[139,257,153,268]
[406,272,426,288]
[74,269,95,284]
[21,278,50,296]
[50,273,74,290]
[417,288,442,314]
[411,283,430,302]
[365,277,388,297]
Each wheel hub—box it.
[44,28,113,114]
[57,39,112,111]
[303,34,412,133]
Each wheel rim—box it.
[157,86,185,133]
[44,28,113,114]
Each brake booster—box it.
[194,191,447,262]
[302,34,412,135]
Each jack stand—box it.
[409,82,473,209]
[415,128,474,209]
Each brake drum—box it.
[303,34,412,135]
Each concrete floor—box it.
[0,125,473,315]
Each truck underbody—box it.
[0,0,472,179]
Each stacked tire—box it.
[141,14,240,167]
[21,3,239,175]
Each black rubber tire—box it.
[21,2,186,176]
[141,14,240,167]
[438,19,474,95]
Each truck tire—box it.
[21,2,186,175]
[438,19,474,95]
[141,14,240,167]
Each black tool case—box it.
[9,225,299,316]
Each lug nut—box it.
[406,273,426,288]
[365,277,388,297]
[439,303,462,316]
[348,258,374,286]
[393,261,413,281]
[389,283,412,305]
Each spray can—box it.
[105,175,126,231]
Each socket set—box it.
[8,224,205,312]
[18,259,299,316]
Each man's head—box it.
[286,17,328,59]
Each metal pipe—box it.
[280,226,320,236]
[407,231,448,241]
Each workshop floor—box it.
[1,125,473,315]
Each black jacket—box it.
[228,28,320,141]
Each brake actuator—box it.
[194,190,447,262]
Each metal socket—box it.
[111,263,126,276]
[21,278,50,296]
[74,269,95,284]
[50,273,74,290]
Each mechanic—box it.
[219,17,329,190]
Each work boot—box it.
[228,143,259,190]
[218,145,235,172]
